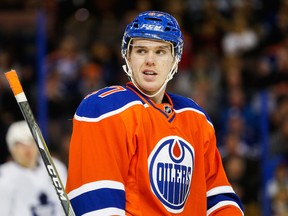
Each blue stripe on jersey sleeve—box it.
[207,192,244,212]
[71,188,126,215]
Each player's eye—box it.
[155,49,167,55]
[136,48,147,55]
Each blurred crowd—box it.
[0,0,288,215]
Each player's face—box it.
[128,39,174,96]
[11,140,39,168]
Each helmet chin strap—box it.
[122,57,179,98]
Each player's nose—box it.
[144,51,156,66]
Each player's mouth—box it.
[143,70,157,76]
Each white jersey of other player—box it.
[0,157,67,216]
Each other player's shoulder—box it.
[76,85,144,118]
[0,161,21,180]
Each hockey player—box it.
[0,121,67,216]
[66,11,245,215]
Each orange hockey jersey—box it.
[66,82,244,215]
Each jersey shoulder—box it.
[75,85,144,118]
[0,161,21,184]
[168,92,212,123]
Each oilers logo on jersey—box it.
[148,136,195,213]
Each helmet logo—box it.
[141,24,162,31]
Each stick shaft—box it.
[5,70,75,216]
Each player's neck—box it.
[150,92,164,104]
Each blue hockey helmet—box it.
[121,11,184,61]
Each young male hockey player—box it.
[0,121,67,216]
[66,11,245,215]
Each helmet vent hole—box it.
[145,17,162,22]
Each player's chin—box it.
[140,83,161,94]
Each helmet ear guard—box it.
[121,11,184,61]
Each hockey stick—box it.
[4,70,76,216]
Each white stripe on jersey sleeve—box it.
[206,186,235,197]
[68,180,125,200]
